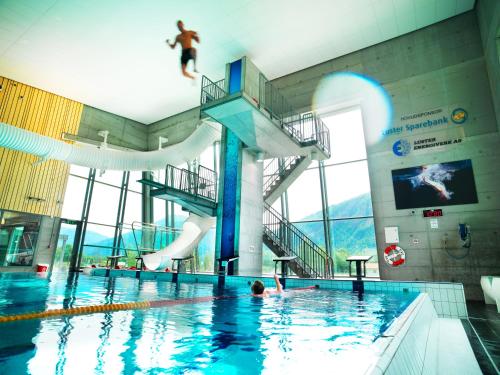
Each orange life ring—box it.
[384,245,405,266]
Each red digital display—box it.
[423,209,443,217]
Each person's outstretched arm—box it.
[274,274,283,293]
[166,36,178,49]
[192,31,200,43]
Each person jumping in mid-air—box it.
[166,20,200,79]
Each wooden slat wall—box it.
[0,77,83,217]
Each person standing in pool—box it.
[166,20,200,79]
[251,275,283,297]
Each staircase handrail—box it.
[263,202,332,278]
[263,156,302,194]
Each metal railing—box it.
[260,74,300,125]
[263,156,303,195]
[200,76,226,106]
[263,203,333,278]
[165,164,217,202]
[200,73,330,156]
[259,74,331,156]
[284,113,331,155]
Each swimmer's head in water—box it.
[251,280,265,295]
[177,20,184,31]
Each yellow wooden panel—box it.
[0,76,83,217]
[0,77,6,110]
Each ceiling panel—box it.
[0,0,475,124]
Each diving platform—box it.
[139,165,217,217]
[200,57,330,160]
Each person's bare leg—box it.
[181,64,195,79]
[192,48,198,73]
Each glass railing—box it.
[80,222,182,268]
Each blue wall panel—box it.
[219,59,243,274]
[228,59,242,94]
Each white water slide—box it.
[0,120,220,270]
[142,215,215,270]
[0,120,220,171]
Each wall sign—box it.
[392,128,464,156]
[423,209,443,217]
[382,105,468,137]
[384,226,399,243]
[430,218,439,229]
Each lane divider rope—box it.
[0,286,318,323]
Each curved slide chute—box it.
[0,120,221,269]
[143,214,215,271]
[0,120,220,170]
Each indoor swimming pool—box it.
[0,273,418,374]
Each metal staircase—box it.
[262,157,333,278]
[263,203,332,278]
[263,156,312,204]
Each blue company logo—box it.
[392,139,411,156]
[451,108,468,124]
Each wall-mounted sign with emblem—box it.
[392,127,464,157]
[382,105,468,137]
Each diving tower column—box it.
[215,59,263,276]
[206,56,330,277]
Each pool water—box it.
[0,273,417,375]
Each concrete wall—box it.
[243,57,261,104]
[34,216,61,271]
[476,0,500,132]
[78,105,148,151]
[237,150,263,276]
[271,10,500,300]
[147,108,199,151]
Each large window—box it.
[61,166,142,267]
[322,109,377,276]
[61,174,87,221]
[287,168,323,222]
[269,108,378,277]
[87,182,121,226]
[324,109,367,165]
[84,170,123,266]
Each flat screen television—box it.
[391,159,478,209]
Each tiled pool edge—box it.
[368,294,436,375]
[89,269,467,318]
